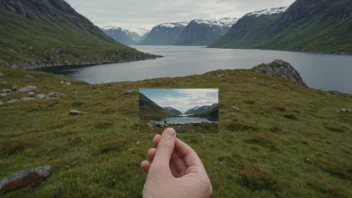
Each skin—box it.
[141,128,213,198]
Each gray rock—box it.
[48,92,64,99]
[12,86,17,92]
[69,110,82,115]
[60,81,71,86]
[7,99,20,103]
[21,97,36,101]
[24,74,34,78]
[252,60,308,87]
[18,86,37,93]
[232,106,240,110]
[272,84,278,89]
[124,89,138,95]
[0,165,51,191]
[28,92,36,97]
[218,74,225,77]
[173,126,186,133]
[0,93,7,97]
[0,72,5,77]
[28,46,34,51]
[1,88,12,93]
[337,108,352,113]
[36,94,47,99]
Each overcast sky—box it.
[140,89,218,113]
[65,0,295,29]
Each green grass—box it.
[0,66,351,197]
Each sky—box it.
[140,89,219,113]
[65,0,296,29]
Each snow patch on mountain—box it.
[246,7,288,17]
[192,17,238,28]
[101,26,149,36]
[159,21,189,28]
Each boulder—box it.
[0,72,5,77]
[24,74,34,78]
[1,88,12,93]
[48,92,64,99]
[0,165,51,192]
[28,92,36,97]
[36,94,47,99]
[18,86,37,93]
[69,110,82,115]
[124,89,138,95]
[7,99,20,103]
[218,74,225,77]
[0,93,7,97]
[60,81,71,86]
[336,108,352,113]
[21,97,36,101]
[252,60,308,87]
[12,86,17,92]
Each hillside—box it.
[102,27,149,45]
[0,65,352,197]
[211,0,352,54]
[163,107,183,116]
[139,21,188,45]
[210,7,286,48]
[0,0,158,69]
[185,103,218,114]
[139,93,172,119]
[176,18,238,46]
[196,106,219,121]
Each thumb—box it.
[152,128,176,168]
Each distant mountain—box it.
[211,0,352,54]
[0,0,157,69]
[185,103,219,115]
[102,27,149,45]
[163,107,183,116]
[210,7,287,48]
[139,94,173,119]
[176,18,238,46]
[198,106,219,121]
[139,21,189,45]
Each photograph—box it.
[139,88,219,133]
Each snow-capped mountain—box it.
[139,21,189,45]
[175,18,237,46]
[185,103,218,115]
[246,7,288,17]
[102,26,149,45]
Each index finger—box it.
[175,138,204,168]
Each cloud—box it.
[146,89,219,113]
[65,0,296,29]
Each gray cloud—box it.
[65,0,295,29]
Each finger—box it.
[147,148,157,160]
[153,135,161,146]
[175,138,204,168]
[152,128,176,168]
[141,160,151,173]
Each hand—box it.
[141,128,212,198]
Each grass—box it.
[0,66,351,197]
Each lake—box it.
[153,117,217,125]
[38,46,352,94]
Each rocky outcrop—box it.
[252,60,307,87]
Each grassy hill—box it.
[0,0,158,69]
[0,65,351,197]
[139,93,173,120]
[197,106,219,121]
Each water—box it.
[153,117,217,124]
[38,46,352,94]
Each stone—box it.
[28,92,36,97]
[124,89,138,95]
[1,88,12,93]
[24,74,34,78]
[18,86,37,93]
[232,106,240,110]
[60,81,71,86]
[252,59,308,87]
[21,97,36,101]
[36,94,47,99]
[0,93,7,97]
[272,84,278,89]
[28,46,34,50]
[0,165,51,191]
[173,126,186,133]
[7,99,20,103]
[48,92,64,99]
[12,86,17,92]
[69,110,82,115]
[0,72,5,77]
[218,74,225,77]
[337,108,352,113]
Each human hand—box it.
[141,128,212,198]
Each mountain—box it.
[163,107,183,116]
[197,106,219,121]
[211,0,352,54]
[176,18,238,46]
[210,7,287,48]
[185,103,219,115]
[102,27,149,45]
[139,21,189,45]
[0,0,158,69]
[139,93,173,119]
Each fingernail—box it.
[163,128,175,137]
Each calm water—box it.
[39,46,352,94]
[153,117,217,124]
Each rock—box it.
[0,165,51,192]
[24,74,34,78]
[252,60,308,87]
[1,88,12,93]
[0,72,5,77]
[60,81,71,86]
[7,99,20,103]
[21,97,36,101]
[124,89,138,95]
[18,86,37,93]
[147,121,157,128]
[173,126,186,133]
[336,108,352,113]
[232,106,240,110]
[12,86,17,92]
[258,81,263,86]
[69,110,82,115]
[36,94,47,99]
[28,46,34,51]
[28,92,36,97]
[48,92,64,99]
[218,74,225,77]
[0,93,7,97]
[272,84,278,89]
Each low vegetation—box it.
[0,66,351,197]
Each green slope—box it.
[0,65,351,197]
[0,0,158,68]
